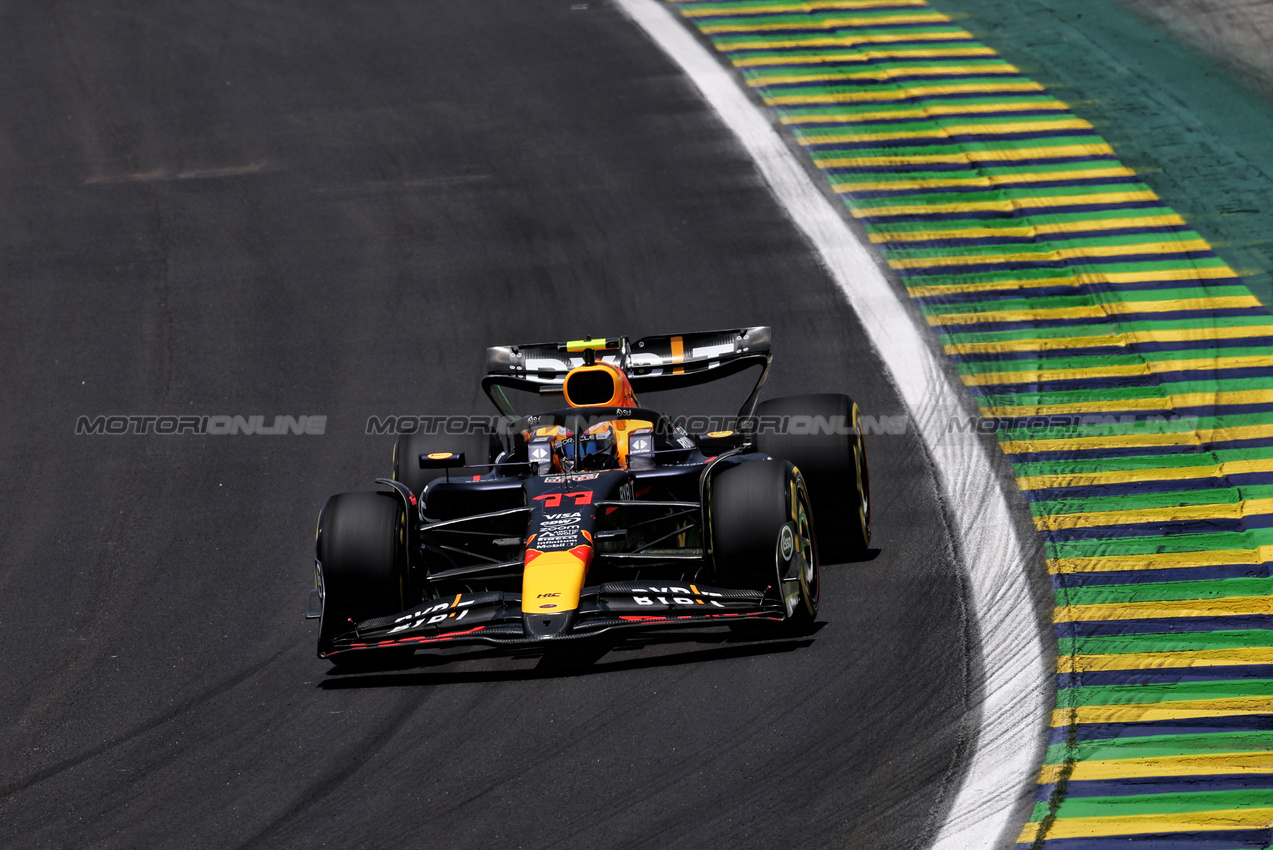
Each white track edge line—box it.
[614,2,1051,847]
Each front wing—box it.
[322,581,786,658]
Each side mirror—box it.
[696,430,746,452]
[419,451,466,469]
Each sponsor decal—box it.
[629,585,726,608]
[386,597,473,634]
[543,472,599,483]
[780,524,795,561]
[535,510,584,551]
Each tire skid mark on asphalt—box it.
[0,506,133,796]
[0,647,288,800]
[233,687,423,850]
[0,646,286,799]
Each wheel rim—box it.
[858,433,870,530]
[852,403,870,538]
[796,486,818,608]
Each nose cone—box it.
[521,547,593,613]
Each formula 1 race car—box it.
[308,327,870,664]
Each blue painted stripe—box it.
[1026,473,1273,504]
[857,176,1149,198]
[710,23,974,36]
[913,277,1235,305]
[764,71,1026,90]
[718,38,980,54]
[754,84,1036,105]
[1040,515,1273,542]
[965,368,1273,397]
[828,158,1135,173]
[804,128,1104,151]
[1010,438,1273,464]
[1056,615,1273,640]
[900,251,1221,278]
[855,200,1182,223]
[1053,564,1273,588]
[746,60,1016,77]
[1058,665,1273,689]
[966,368,1273,396]
[1011,439,1273,465]
[951,337,1273,364]
[929,311,1272,336]
[689,6,946,22]
[878,226,1201,249]
[1047,716,1273,746]
[1037,775,1273,805]
[1013,401,1273,421]
[824,154,1122,171]
[800,109,1078,128]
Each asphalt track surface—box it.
[0,2,982,847]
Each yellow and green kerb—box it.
[670,0,1273,846]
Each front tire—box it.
[316,491,407,659]
[710,459,819,632]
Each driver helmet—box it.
[559,424,620,471]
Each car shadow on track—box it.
[316,625,823,690]
[824,547,881,566]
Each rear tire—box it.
[393,426,498,498]
[710,460,819,633]
[316,491,407,659]
[753,393,870,561]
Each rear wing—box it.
[483,326,772,419]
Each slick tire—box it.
[753,393,871,562]
[316,491,407,661]
[393,426,499,499]
[711,459,819,634]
